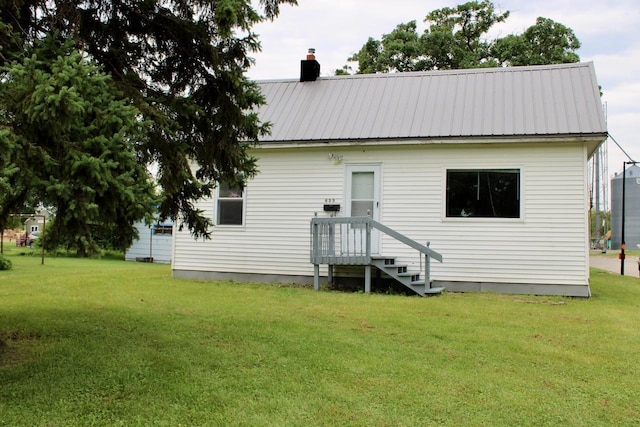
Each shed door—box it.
[344,165,381,254]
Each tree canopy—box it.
[0,0,296,253]
[1,36,157,255]
[344,0,580,74]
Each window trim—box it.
[442,166,525,222]
[215,182,246,227]
[152,224,173,236]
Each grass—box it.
[590,248,640,258]
[1,248,640,426]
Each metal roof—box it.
[255,62,607,143]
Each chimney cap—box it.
[306,48,316,61]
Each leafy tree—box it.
[0,0,296,244]
[1,37,156,256]
[345,0,579,74]
[422,0,509,69]
[492,17,580,66]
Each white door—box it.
[344,165,381,254]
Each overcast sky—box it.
[246,0,640,191]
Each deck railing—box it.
[310,215,442,290]
[310,216,372,265]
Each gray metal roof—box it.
[256,62,607,143]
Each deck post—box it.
[425,242,431,289]
[328,265,334,284]
[364,264,371,293]
[312,214,319,262]
[425,255,431,289]
[314,264,320,291]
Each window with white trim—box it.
[152,224,173,236]
[216,182,245,226]
[446,169,520,218]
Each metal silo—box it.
[611,165,640,250]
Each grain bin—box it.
[611,165,640,250]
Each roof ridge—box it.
[255,62,594,84]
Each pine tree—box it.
[0,0,296,241]
[1,36,156,256]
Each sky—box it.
[246,0,640,198]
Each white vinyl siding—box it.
[173,140,589,288]
[174,147,343,277]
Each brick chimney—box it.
[300,48,320,82]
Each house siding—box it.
[172,140,589,289]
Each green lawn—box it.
[1,249,639,426]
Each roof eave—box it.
[255,133,609,149]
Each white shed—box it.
[126,221,174,264]
[172,62,607,297]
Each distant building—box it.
[125,221,174,264]
[611,165,640,250]
[23,208,53,235]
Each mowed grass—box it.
[1,249,640,426]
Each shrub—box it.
[0,256,12,270]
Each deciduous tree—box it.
[492,17,580,66]
[345,1,579,74]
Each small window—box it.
[446,169,520,218]
[153,225,173,236]
[30,225,39,232]
[217,182,244,226]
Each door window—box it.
[351,171,375,218]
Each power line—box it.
[608,133,636,163]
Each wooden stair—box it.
[371,256,444,296]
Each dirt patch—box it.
[0,331,42,369]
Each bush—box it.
[0,256,12,270]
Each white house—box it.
[172,61,607,297]
[23,208,53,235]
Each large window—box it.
[216,182,244,226]
[446,169,520,218]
